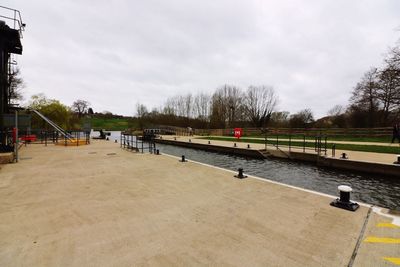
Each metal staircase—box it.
[30,109,74,141]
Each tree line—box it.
[347,44,400,127]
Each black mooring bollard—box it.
[234,168,247,179]
[234,143,237,147]
[156,149,160,155]
[174,137,177,140]
[394,155,400,164]
[340,188,350,203]
[330,185,359,211]
[247,144,250,149]
[208,141,211,144]
[115,140,118,143]
[189,139,191,143]
[341,153,348,159]
[180,155,187,162]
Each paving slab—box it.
[0,140,398,266]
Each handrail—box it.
[0,5,25,37]
[29,109,74,141]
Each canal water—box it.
[155,143,400,210]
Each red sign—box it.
[234,128,242,139]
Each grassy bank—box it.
[88,117,133,131]
[198,136,400,154]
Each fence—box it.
[191,127,392,138]
[264,131,328,156]
[120,133,156,153]
[18,129,90,146]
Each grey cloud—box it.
[4,0,400,118]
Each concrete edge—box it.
[156,150,400,225]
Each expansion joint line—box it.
[347,206,373,267]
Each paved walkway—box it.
[0,141,399,266]
[164,135,399,165]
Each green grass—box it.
[198,136,400,154]
[87,117,132,131]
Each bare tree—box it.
[377,48,400,124]
[270,111,290,127]
[328,105,345,116]
[135,102,148,118]
[349,68,380,127]
[72,99,90,118]
[289,109,314,128]
[135,102,148,129]
[184,93,193,119]
[193,92,211,121]
[244,85,278,127]
[210,85,243,128]
[8,67,24,105]
[163,97,177,116]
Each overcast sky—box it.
[3,0,400,118]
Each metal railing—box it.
[263,129,328,155]
[195,127,393,138]
[120,133,156,153]
[0,5,25,37]
[30,109,74,141]
[18,129,90,146]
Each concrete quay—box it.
[157,136,400,177]
[0,140,399,266]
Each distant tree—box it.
[327,105,347,128]
[193,92,211,122]
[87,107,94,115]
[28,94,73,129]
[8,67,24,105]
[244,85,277,127]
[135,102,148,129]
[349,68,380,127]
[71,99,90,118]
[135,103,148,118]
[377,48,400,124]
[210,85,243,128]
[328,105,344,117]
[289,109,314,128]
[270,111,290,127]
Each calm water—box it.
[155,143,400,210]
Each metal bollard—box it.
[180,155,187,162]
[234,168,247,179]
[330,185,359,211]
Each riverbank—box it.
[0,140,399,266]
